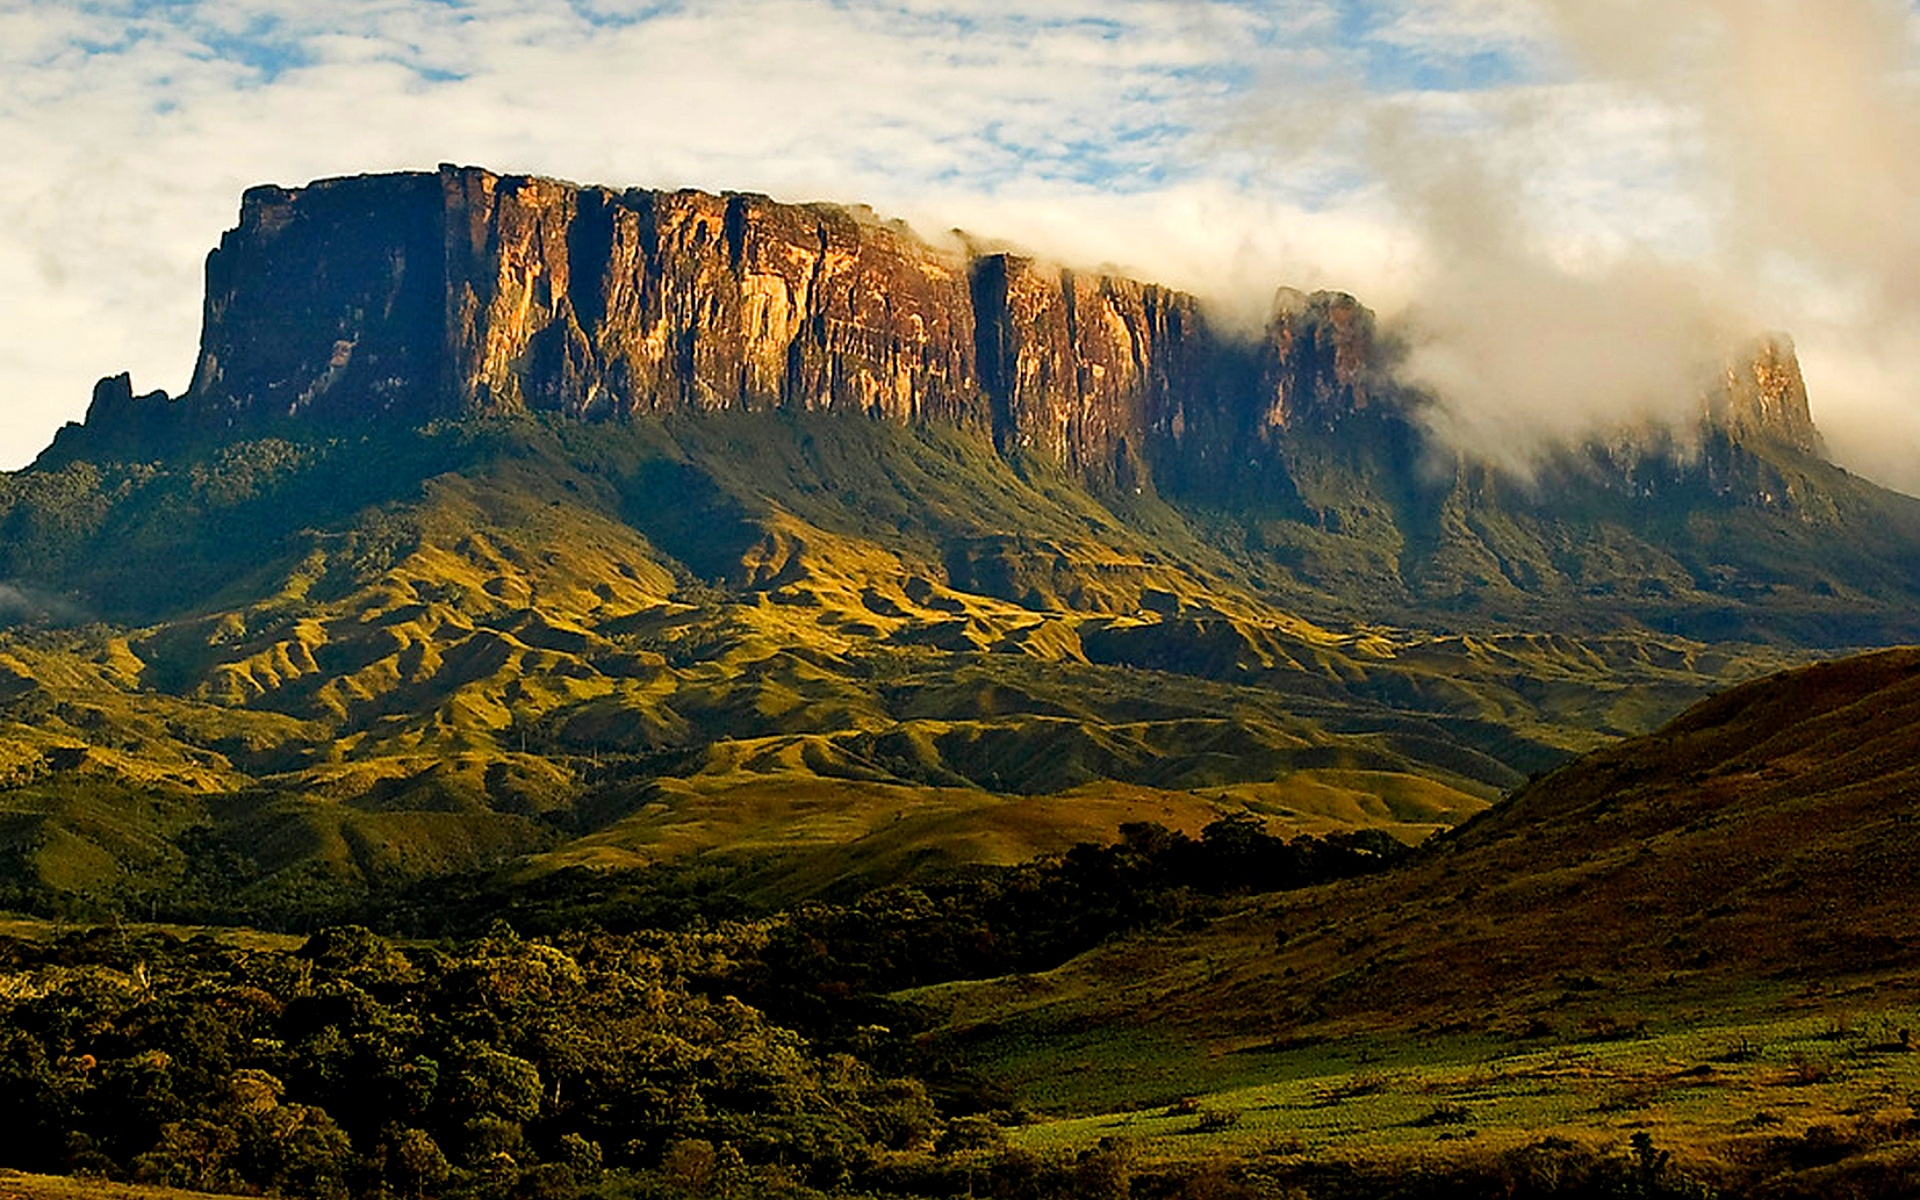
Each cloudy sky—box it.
[5,0,1920,487]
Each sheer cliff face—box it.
[1258,289,1379,433]
[170,165,1238,485]
[187,168,989,429]
[189,173,449,425]
[93,165,1828,488]
[1710,336,1825,457]
[441,171,987,427]
[970,254,1214,480]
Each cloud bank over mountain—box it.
[4,0,1918,488]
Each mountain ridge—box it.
[46,165,1828,492]
[0,164,1917,922]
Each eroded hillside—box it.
[2,167,1916,921]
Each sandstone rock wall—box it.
[970,254,1213,481]
[1709,335,1826,456]
[189,172,449,428]
[1258,289,1380,433]
[441,171,988,427]
[148,166,1314,487]
[63,166,1829,490]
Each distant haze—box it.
[1546,0,1920,493]
[5,0,1920,490]
[1220,0,1920,482]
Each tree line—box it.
[0,817,1411,1199]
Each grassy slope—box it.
[919,648,1920,1143]
[0,1170,235,1200]
[5,414,1920,1192]
[1191,422,1920,648]
[0,413,1850,918]
[1001,1004,1920,1194]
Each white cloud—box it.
[5,0,1920,498]
[1213,0,1920,491]
[0,0,1291,466]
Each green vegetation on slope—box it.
[1,648,1919,1197]
[913,649,1920,1132]
[0,412,1818,921]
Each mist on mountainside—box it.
[15,0,1920,495]
[1548,0,1920,495]
[1225,0,1920,492]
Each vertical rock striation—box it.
[64,166,1307,488]
[189,173,450,427]
[969,254,1214,484]
[440,173,989,427]
[1708,335,1826,456]
[1256,289,1381,433]
[55,165,1831,493]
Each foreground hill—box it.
[1,166,1918,920]
[930,645,1920,1094]
[4,657,1920,1200]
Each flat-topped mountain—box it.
[53,166,1224,486]
[44,169,1920,643]
[53,166,1822,488]
[1,166,1918,923]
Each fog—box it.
[1286,0,1920,488]
[1553,0,1920,491]
[1373,111,1740,473]
[7,0,1920,491]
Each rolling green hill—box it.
[922,646,1920,1102]
[0,412,1805,923]
[7,647,1920,1200]
[1,166,1916,928]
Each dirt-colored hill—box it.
[928,646,1920,1087]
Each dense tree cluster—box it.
[0,821,1910,1199]
[0,819,1420,1200]
[0,924,934,1199]
[742,819,1408,1040]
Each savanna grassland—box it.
[0,413,1828,927]
[0,409,1913,1199]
